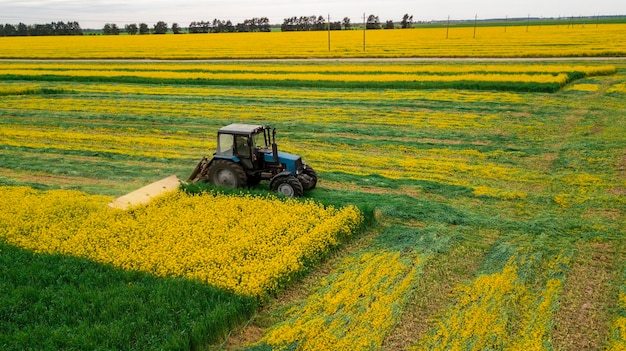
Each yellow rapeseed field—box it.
[0,186,363,297]
[0,26,624,348]
[0,24,625,59]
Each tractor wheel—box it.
[270,175,304,197]
[299,166,318,190]
[207,159,247,188]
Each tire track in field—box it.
[552,241,622,351]
[382,242,491,350]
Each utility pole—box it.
[363,13,366,51]
[473,14,477,38]
[504,15,508,32]
[328,13,331,51]
[446,15,450,39]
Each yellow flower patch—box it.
[607,290,626,350]
[566,83,600,92]
[413,249,570,350]
[263,251,419,350]
[0,186,362,297]
[607,82,626,94]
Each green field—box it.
[0,59,625,350]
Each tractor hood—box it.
[264,151,303,174]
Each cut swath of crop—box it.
[412,244,572,350]
[261,250,420,350]
[606,262,626,350]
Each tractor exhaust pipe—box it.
[272,127,279,164]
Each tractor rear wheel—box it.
[270,175,304,197]
[207,159,247,188]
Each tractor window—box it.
[217,133,234,156]
[235,135,250,157]
[253,132,267,149]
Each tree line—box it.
[0,21,83,36]
[189,17,271,33]
[103,17,272,35]
[154,14,413,34]
[0,14,414,37]
[281,16,342,31]
[103,22,175,35]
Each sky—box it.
[1,0,625,29]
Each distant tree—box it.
[31,23,53,36]
[366,15,381,29]
[54,21,70,35]
[172,23,181,34]
[314,15,325,31]
[153,21,168,34]
[281,17,296,31]
[401,14,414,28]
[342,17,351,30]
[385,20,395,29]
[235,21,249,32]
[103,23,119,35]
[305,16,313,31]
[44,23,54,35]
[4,23,16,36]
[125,23,138,35]
[236,18,269,32]
[200,21,210,33]
[258,17,271,32]
[224,20,235,32]
[188,21,200,33]
[139,23,150,34]
[212,19,223,33]
[68,21,83,35]
[281,15,336,32]
[16,23,28,35]
[189,21,210,33]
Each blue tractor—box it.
[187,124,317,197]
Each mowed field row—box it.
[0,61,617,92]
[0,56,625,350]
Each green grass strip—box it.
[0,242,257,351]
[0,74,565,92]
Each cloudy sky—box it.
[1,0,625,28]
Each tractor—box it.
[187,124,317,197]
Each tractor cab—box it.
[215,124,264,170]
[188,124,317,197]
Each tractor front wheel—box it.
[207,159,247,188]
[270,175,304,197]
[299,166,318,190]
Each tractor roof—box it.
[218,124,265,135]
